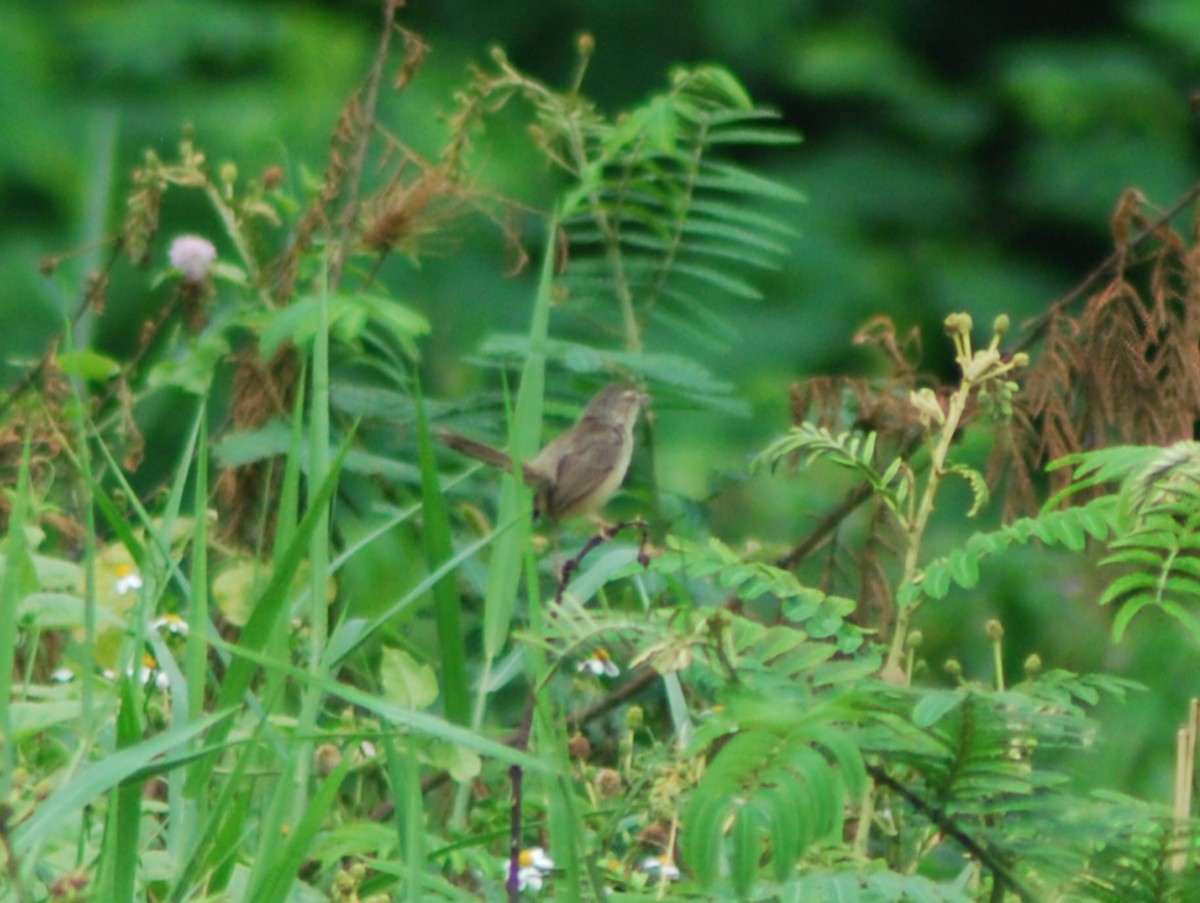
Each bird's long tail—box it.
[434,429,517,472]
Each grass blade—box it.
[12,710,231,856]
[257,752,356,903]
[414,379,469,725]
[94,677,144,902]
[183,433,354,796]
[0,435,32,893]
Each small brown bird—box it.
[437,385,649,520]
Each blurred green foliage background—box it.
[5,0,1200,798]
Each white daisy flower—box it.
[151,613,188,636]
[136,653,169,691]
[114,564,143,595]
[507,847,555,892]
[577,649,620,678]
[638,856,680,882]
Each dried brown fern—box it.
[224,5,442,545]
[270,4,413,300]
[215,346,301,545]
[999,186,1200,514]
[782,183,1200,604]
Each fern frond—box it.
[476,335,749,413]
[650,536,862,646]
[1122,439,1200,518]
[903,495,1119,606]
[555,64,802,348]
[1045,444,1166,509]
[1072,815,1200,903]
[906,693,1062,809]
[944,462,990,517]
[755,424,910,515]
[1100,513,1200,643]
[1089,442,1200,642]
[681,714,864,890]
[649,293,740,350]
[860,678,1151,896]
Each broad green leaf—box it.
[18,592,121,630]
[259,294,324,357]
[427,741,482,783]
[146,332,230,395]
[10,700,82,738]
[814,728,868,799]
[380,646,439,710]
[57,349,120,380]
[922,561,952,600]
[211,420,292,467]
[790,746,839,837]
[1158,599,1200,646]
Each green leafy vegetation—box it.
[7,3,1200,902]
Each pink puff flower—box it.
[168,235,217,282]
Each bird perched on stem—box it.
[437,385,649,521]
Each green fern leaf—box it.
[682,719,862,891]
[1166,556,1200,579]
[945,548,981,590]
[688,197,801,237]
[681,781,731,887]
[1156,599,1200,645]
[730,801,762,897]
[788,744,842,836]
[1098,572,1159,609]
[682,217,791,254]
[913,497,1120,605]
[1123,439,1200,515]
[922,562,953,600]
[944,463,990,516]
[705,125,803,146]
[796,870,976,903]
[696,160,807,203]
[1072,815,1200,903]
[812,727,868,800]
[755,424,902,510]
[912,689,965,728]
[1099,547,1166,570]
[1045,444,1163,509]
[1164,573,1200,598]
[669,260,764,299]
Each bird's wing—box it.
[544,426,624,519]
